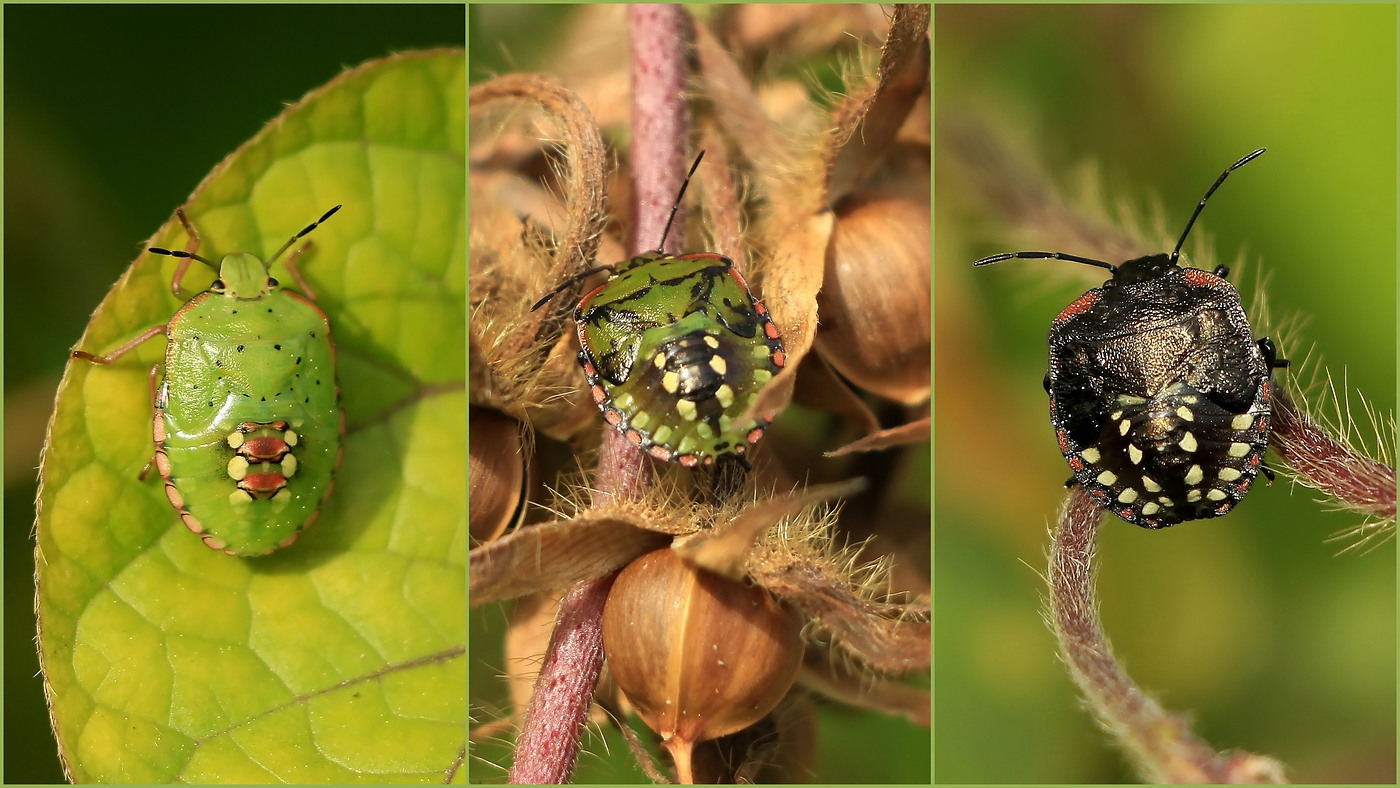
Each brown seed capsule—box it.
[601,548,804,753]
[815,192,931,404]
[468,405,527,544]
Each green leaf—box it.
[36,50,466,783]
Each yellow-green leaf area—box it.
[37,49,466,783]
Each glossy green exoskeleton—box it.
[73,206,344,556]
[533,154,786,468]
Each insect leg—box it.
[271,205,341,298]
[71,324,167,365]
[281,240,318,300]
[1258,337,1290,369]
[138,365,160,481]
[167,208,203,297]
[267,205,342,267]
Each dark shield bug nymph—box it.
[532,153,785,469]
[975,148,1289,528]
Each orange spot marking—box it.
[1181,268,1224,286]
[240,436,289,461]
[239,473,288,496]
[1054,292,1100,322]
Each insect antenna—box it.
[530,264,617,312]
[1170,148,1265,263]
[147,246,219,270]
[532,151,709,313]
[654,150,706,254]
[267,204,342,266]
[973,250,1116,272]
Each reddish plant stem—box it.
[596,428,654,503]
[507,574,618,784]
[594,3,693,504]
[1047,486,1286,783]
[628,4,691,259]
[1271,387,1396,522]
[509,8,692,783]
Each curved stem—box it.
[665,735,696,784]
[1271,387,1397,525]
[1047,485,1287,784]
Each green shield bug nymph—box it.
[533,153,786,470]
[73,206,344,556]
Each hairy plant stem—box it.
[507,575,617,784]
[509,6,692,782]
[628,4,692,261]
[1271,387,1397,524]
[1047,485,1287,784]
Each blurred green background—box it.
[4,6,464,782]
[469,5,931,783]
[935,5,1395,783]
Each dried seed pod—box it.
[602,548,804,773]
[815,192,931,404]
[469,405,527,544]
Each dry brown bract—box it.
[470,5,929,782]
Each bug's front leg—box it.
[270,204,342,299]
[167,208,203,297]
[280,240,318,300]
[71,323,167,365]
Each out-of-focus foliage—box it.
[935,5,1395,783]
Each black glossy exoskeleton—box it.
[976,149,1289,528]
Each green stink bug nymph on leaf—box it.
[73,206,344,556]
[534,153,786,470]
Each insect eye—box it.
[211,280,226,292]
[267,277,279,288]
